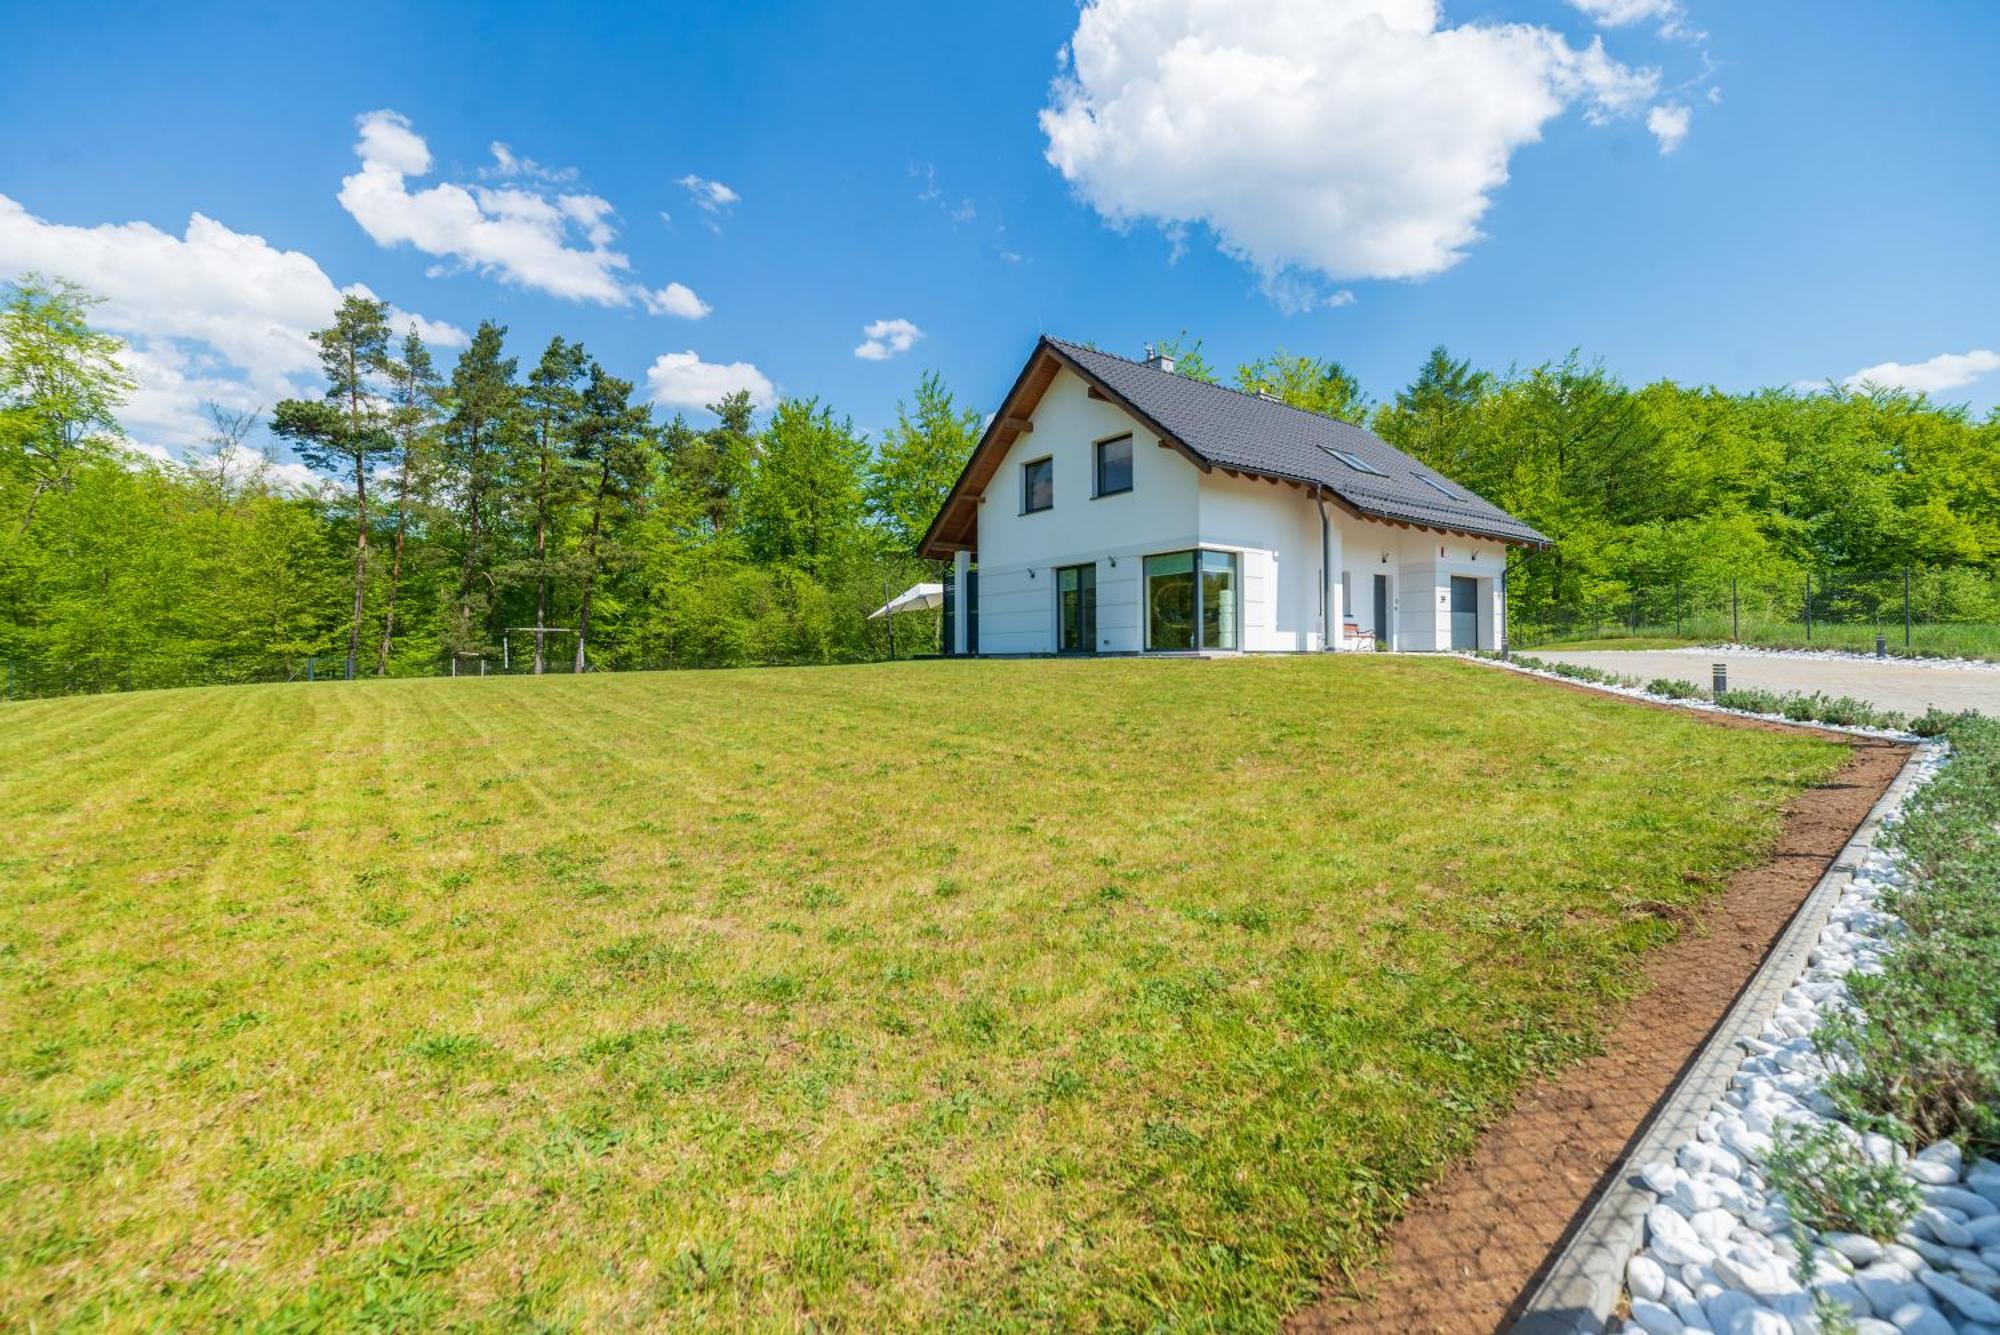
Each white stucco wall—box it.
[971,366,1199,654]
[959,365,1512,654]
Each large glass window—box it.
[1144,549,1237,650]
[1201,550,1238,650]
[1022,456,1053,513]
[1094,434,1133,496]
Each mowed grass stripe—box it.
[0,657,1843,1330]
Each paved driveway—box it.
[1526,648,2000,717]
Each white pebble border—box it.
[1572,644,2000,676]
[1612,741,2000,1335]
[1474,655,1919,742]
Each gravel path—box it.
[1613,745,2000,1335]
[1529,650,2000,717]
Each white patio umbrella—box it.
[866,582,944,620]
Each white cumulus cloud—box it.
[1648,103,1692,153]
[642,281,712,320]
[340,110,706,314]
[678,175,739,214]
[1567,0,1693,38]
[1040,0,1663,292]
[645,350,774,412]
[0,193,464,451]
[854,318,923,361]
[1842,349,2000,396]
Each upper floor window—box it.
[1022,456,1054,513]
[1094,433,1133,497]
[1414,474,1463,500]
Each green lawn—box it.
[1526,617,2000,660]
[0,657,1845,1330]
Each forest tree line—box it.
[3,276,1999,697]
[0,278,979,695]
[1163,334,2000,640]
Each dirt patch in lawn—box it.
[1287,704,1911,1335]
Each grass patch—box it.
[1527,618,2000,661]
[0,657,1845,1328]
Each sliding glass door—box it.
[1144,549,1237,651]
[1056,563,1096,653]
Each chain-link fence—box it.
[1512,564,2000,659]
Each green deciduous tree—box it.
[0,274,133,531]
[865,370,981,553]
[1235,350,1370,423]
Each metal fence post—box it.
[1904,565,1912,648]
[1804,573,1813,643]
[1731,578,1740,642]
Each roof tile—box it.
[1047,337,1548,547]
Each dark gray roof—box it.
[1046,337,1548,547]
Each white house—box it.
[918,337,1548,655]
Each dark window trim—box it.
[1054,561,1098,654]
[1091,431,1134,499]
[1021,455,1054,514]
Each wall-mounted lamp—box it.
[1028,568,1037,579]
[1108,555,1117,567]
[1379,552,1390,564]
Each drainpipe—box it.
[1316,492,1333,652]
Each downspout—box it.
[1316,490,1333,652]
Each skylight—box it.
[1414,474,1462,500]
[1319,445,1385,476]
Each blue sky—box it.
[2,0,1995,472]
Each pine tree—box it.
[440,322,518,663]
[377,328,442,674]
[569,363,653,672]
[516,336,588,672]
[677,389,757,535]
[271,294,393,680]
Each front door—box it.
[1449,576,1480,650]
[1057,563,1096,653]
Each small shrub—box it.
[1908,706,1972,738]
[1714,687,1789,716]
[1712,687,1906,731]
[1762,1120,1920,1240]
[1645,677,1705,700]
[1821,713,2000,1153]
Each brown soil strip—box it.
[1287,698,1911,1334]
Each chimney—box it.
[1141,343,1176,374]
